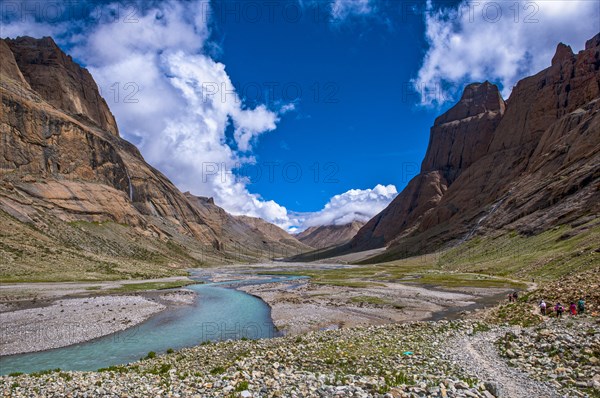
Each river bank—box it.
[0,263,516,362]
[238,279,509,335]
[0,278,196,356]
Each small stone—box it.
[484,381,499,397]
[455,381,469,390]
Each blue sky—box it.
[2,0,598,230]
[212,0,436,212]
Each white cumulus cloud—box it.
[1,0,289,225]
[414,0,600,105]
[294,184,398,229]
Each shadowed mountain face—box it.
[297,221,365,249]
[0,36,307,281]
[350,34,600,260]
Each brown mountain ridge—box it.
[0,36,308,282]
[291,34,600,264]
[296,221,365,249]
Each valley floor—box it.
[0,262,526,358]
[1,263,598,397]
[192,263,519,335]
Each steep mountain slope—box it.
[185,193,311,258]
[296,221,365,249]
[235,215,312,256]
[6,37,119,136]
[0,36,307,281]
[348,34,600,261]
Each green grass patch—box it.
[313,280,385,288]
[146,364,172,375]
[30,368,61,377]
[435,223,600,280]
[235,380,249,391]
[261,262,524,290]
[98,365,130,373]
[109,280,194,293]
[410,272,526,289]
[350,296,387,305]
[210,366,226,375]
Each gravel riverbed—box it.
[0,290,196,356]
[238,280,505,335]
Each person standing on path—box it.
[569,302,577,316]
[555,303,564,318]
[539,300,547,315]
[577,298,585,315]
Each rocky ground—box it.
[238,279,507,335]
[496,317,600,397]
[2,315,598,397]
[447,328,561,398]
[529,268,600,316]
[0,320,498,398]
[0,290,196,356]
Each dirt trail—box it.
[448,329,560,398]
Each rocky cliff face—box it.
[0,36,307,280]
[352,81,506,250]
[0,40,30,89]
[422,81,505,178]
[5,37,119,136]
[297,221,365,249]
[351,34,600,259]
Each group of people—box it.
[539,298,585,318]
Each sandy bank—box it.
[0,289,196,356]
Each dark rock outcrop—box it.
[351,33,600,259]
[353,82,506,250]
